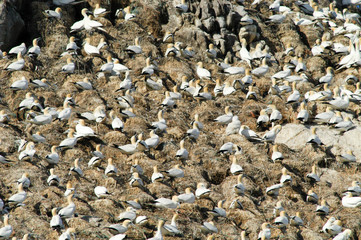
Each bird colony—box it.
[1,0,361,239]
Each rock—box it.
[0,2,25,50]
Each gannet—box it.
[71,8,105,32]
[142,58,155,76]
[17,172,30,188]
[257,109,269,128]
[176,139,188,160]
[342,192,361,207]
[6,52,25,71]
[252,58,269,77]
[150,110,167,133]
[0,215,13,239]
[230,198,243,210]
[329,111,343,125]
[28,108,52,125]
[334,117,353,132]
[75,119,95,137]
[297,102,309,122]
[209,200,226,217]
[230,155,243,175]
[47,168,60,186]
[44,7,62,18]
[56,102,72,121]
[222,81,236,96]
[83,38,100,55]
[234,175,245,196]
[9,43,26,56]
[109,110,123,131]
[345,181,361,196]
[273,201,285,217]
[307,165,320,182]
[31,131,46,143]
[114,136,138,155]
[154,196,179,209]
[106,220,132,234]
[213,106,233,124]
[218,142,241,156]
[148,220,165,240]
[178,188,195,203]
[116,71,132,91]
[315,107,334,123]
[176,0,188,13]
[316,199,329,215]
[64,182,76,197]
[239,125,262,142]
[266,183,283,196]
[239,38,252,66]
[287,82,300,103]
[50,208,63,230]
[112,59,129,74]
[196,62,211,80]
[105,158,118,177]
[30,78,49,88]
[200,221,218,234]
[59,194,76,218]
[262,125,282,143]
[319,67,334,83]
[94,186,111,198]
[245,85,257,99]
[306,189,319,203]
[333,229,352,240]
[165,44,179,57]
[163,213,182,236]
[59,228,76,240]
[109,234,127,240]
[272,65,292,79]
[161,91,175,108]
[169,85,181,100]
[196,182,211,199]
[186,122,200,140]
[163,31,174,43]
[123,6,136,21]
[307,127,323,146]
[99,55,114,73]
[226,116,241,135]
[280,167,292,185]
[19,142,36,161]
[290,212,303,226]
[258,222,271,239]
[8,183,27,205]
[130,159,144,175]
[268,78,281,96]
[124,199,142,209]
[272,145,284,162]
[58,128,77,150]
[322,217,336,233]
[61,58,75,73]
[324,219,342,236]
[27,38,41,57]
[151,166,164,183]
[163,165,184,179]
[274,211,289,228]
[69,158,83,177]
[130,172,144,188]
[125,37,142,55]
[93,3,109,17]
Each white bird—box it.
[58,194,76,218]
[187,122,200,140]
[8,183,27,205]
[306,190,319,203]
[196,62,211,80]
[59,228,76,240]
[218,142,241,155]
[345,181,361,196]
[109,110,124,132]
[333,229,353,240]
[6,52,25,71]
[274,211,289,228]
[93,3,108,17]
[297,102,309,122]
[239,125,262,142]
[123,6,136,21]
[44,7,62,19]
[94,186,111,198]
[163,165,184,179]
[112,59,129,74]
[234,175,245,196]
[280,167,292,185]
[178,188,195,203]
[71,8,105,32]
[342,192,361,207]
[195,182,211,199]
[47,168,60,186]
[61,58,75,74]
[125,37,142,55]
[19,142,36,161]
[257,109,270,127]
[0,215,13,239]
[114,136,137,155]
[176,0,188,13]
[176,139,188,160]
[316,199,329,216]
[50,208,63,229]
[75,119,95,137]
[154,196,179,209]
[10,76,28,90]
[17,172,30,188]
[69,158,83,177]
[252,58,269,77]
[58,129,77,150]
[226,116,241,135]
[129,172,144,188]
[27,38,41,57]
[99,55,114,73]
[287,82,300,103]
[262,125,282,143]
[306,165,320,182]
[230,156,243,175]
[272,145,284,162]
[163,213,182,236]
[319,67,334,83]
[117,71,132,91]
[161,91,175,108]
[105,158,118,177]
[151,166,164,183]
[84,38,100,55]
[200,221,218,234]
[258,222,271,240]
[324,219,342,236]
[106,220,132,235]
[148,220,164,240]
[307,127,323,146]
[266,183,283,196]
[214,106,233,124]
[64,182,76,197]
[209,200,226,217]
[239,38,252,66]
[290,212,304,226]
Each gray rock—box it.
[0,2,25,50]
[202,17,219,33]
[216,17,226,29]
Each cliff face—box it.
[0,0,361,239]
